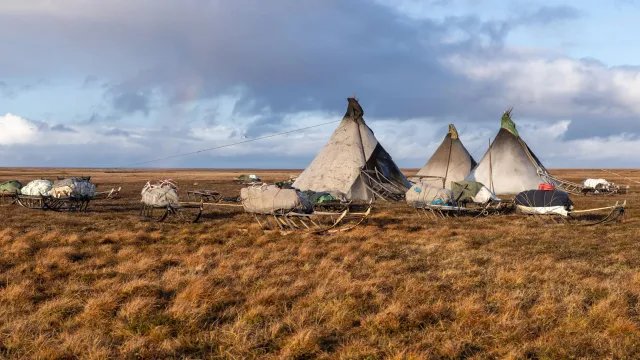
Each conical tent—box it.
[293,98,411,201]
[465,109,555,195]
[415,124,476,189]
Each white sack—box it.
[21,180,53,196]
[516,205,569,216]
[472,186,501,203]
[582,178,610,190]
[141,180,180,207]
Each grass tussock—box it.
[0,168,639,358]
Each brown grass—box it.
[0,168,639,358]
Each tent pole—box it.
[442,135,453,189]
[353,99,374,200]
[488,137,494,194]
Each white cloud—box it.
[442,54,640,118]
[0,113,39,145]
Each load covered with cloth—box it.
[49,177,96,199]
[405,182,454,206]
[241,184,312,214]
[300,190,347,204]
[514,189,574,216]
[21,180,53,196]
[0,180,22,194]
[141,180,180,207]
[236,174,261,184]
[451,180,500,204]
[582,178,610,190]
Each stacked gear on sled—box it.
[0,180,22,194]
[50,177,96,199]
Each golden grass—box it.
[0,168,639,358]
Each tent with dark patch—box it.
[293,98,411,201]
[465,109,556,195]
[415,124,476,189]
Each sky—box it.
[1,0,640,169]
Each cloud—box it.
[110,91,151,116]
[442,53,640,137]
[0,113,39,144]
[51,124,77,132]
[0,1,640,168]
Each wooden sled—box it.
[542,173,627,196]
[412,200,514,221]
[94,187,122,200]
[361,168,408,201]
[184,190,243,209]
[140,202,203,223]
[252,202,372,234]
[16,195,91,212]
[522,201,627,226]
[0,193,17,207]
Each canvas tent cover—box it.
[0,180,22,194]
[293,98,410,201]
[241,185,313,214]
[21,180,53,196]
[465,109,555,195]
[416,124,476,189]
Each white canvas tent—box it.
[415,124,476,189]
[293,98,411,201]
[465,109,556,195]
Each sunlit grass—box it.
[0,168,638,358]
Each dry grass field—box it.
[0,168,639,359]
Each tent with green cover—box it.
[465,109,556,195]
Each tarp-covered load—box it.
[141,180,180,207]
[236,174,261,184]
[0,180,22,194]
[465,109,555,195]
[241,185,313,214]
[21,180,53,196]
[301,190,347,204]
[406,183,453,205]
[514,189,574,216]
[451,180,500,204]
[50,177,96,199]
[582,178,610,190]
[416,124,476,189]
[293,98,410,201]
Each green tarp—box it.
[501,108,519,137]
[0,180,22,194]
[451,180,485,203]
[301,190,336,204]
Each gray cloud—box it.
[51,124,77,132]
[0,0,553,122]
[110,91,150,116]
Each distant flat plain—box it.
[0,168,639,358]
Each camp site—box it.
[3,1,640,359]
